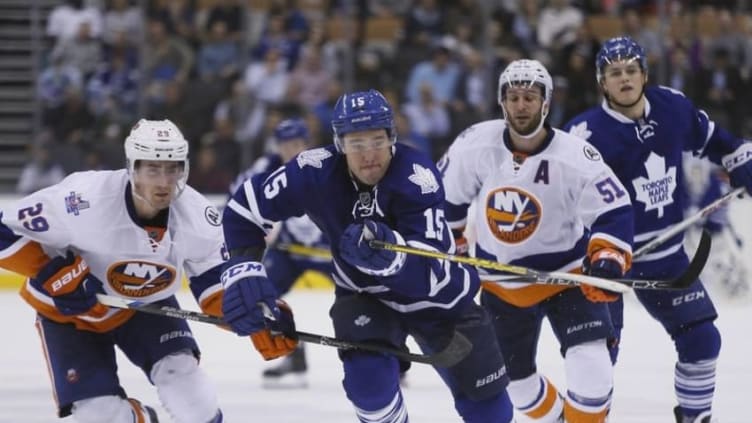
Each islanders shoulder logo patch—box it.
[107,260,177,297]
[485,187,542,244]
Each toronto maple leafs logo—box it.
[631,152,676,218]
[408,164,439,194]
[568,121,592,140]
[296,148,332,169]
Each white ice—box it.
[1,199,750,422]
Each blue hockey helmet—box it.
[596,36,647,81]
[331,89,396,153]
[274,118,309,144]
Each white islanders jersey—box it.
[1,170,227,332]
[440,120,633,306]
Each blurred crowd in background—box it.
[20,0,752,195]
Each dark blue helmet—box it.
[274,118,309,143]
[596,36,647,80]
[331,89,395,153]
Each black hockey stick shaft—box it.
[485,230,712,290]
[95,294,470,367]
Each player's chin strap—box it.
[95,294,471,368]
[368,229,711,291]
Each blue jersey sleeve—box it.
[223,162,307,252]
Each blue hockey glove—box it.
[339,219,406,276]
[581,248,625,303]
[220,258,298,360]
[722,143,752,195]
[31,251,107,317]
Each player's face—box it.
[278,139,308,163]
[600,60,646,107]
[502,86,545,136]
[342,129,392,186]
[132,160,185,211]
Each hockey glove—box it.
[339,219,406,276]
[581,248,625,303]
[31,251,108,317]
[220,258,298,360]
[251,299,298,360]
[722,143,752,195]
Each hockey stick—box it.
[369,229,711,291]
[274,243,332,260]
[368,240,630,293]
[635,186,744,257]
[95,294,471,367]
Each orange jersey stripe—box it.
[482,281,569,308]
[21,284,136,333]
[0,240,50,278]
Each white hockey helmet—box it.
[124,119,190,196]
[497,59,553,139]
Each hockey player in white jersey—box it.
[0,119,226,423]
[440,59,634,423]
[564,36,752,423]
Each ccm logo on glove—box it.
[221,261,266,288]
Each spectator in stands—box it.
[102,0,142,47]
[404,0,445,44]
[204,0,244,42]
[46,0,102,44]
[286,47,334,110]
[49,22,102,78]
[698,47,745,134]
[253,13,303,70]
[537,0,584,64]
[197,20,240,83]
[86,47,139,125]
[511,0,542,57]
[402,83,450,158]
[667,46,698,100]
[241,47,290,142]
[143,18,195,106]
[405,44,460,105]
[188,145,235,193]
[37,54,83,111]
[148,0,199,47]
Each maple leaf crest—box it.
[568,121,592,140]
[631,152,676,218]
[408,164,439,194]
[296,148,332,169]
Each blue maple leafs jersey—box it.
[223,144,479,316]
[564,85,744,262]
[230,153,330,257]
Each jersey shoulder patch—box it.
[296,147,333,169]
[408,163,440,194]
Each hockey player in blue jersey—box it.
[220,89,514,422]
[230,118,334,388]
[564,36,752,423]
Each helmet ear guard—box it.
[331,89,396,153]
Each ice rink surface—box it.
[1,199,750,422]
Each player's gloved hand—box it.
[220,258,298,360]
[31,251,107,317]
[722,143,752,195]
[452,228,469,256]
[581,248,625,303]
[339,219,405,276]
[250,299,298,360]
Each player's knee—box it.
[565,339,613,411]
[674,319,721,362]
[151,352,221,423]
[72,395,158,423]
[343,352,401,410]
[445,304,508,402]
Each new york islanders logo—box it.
[485,188,542,244]
[107,261,177,297]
